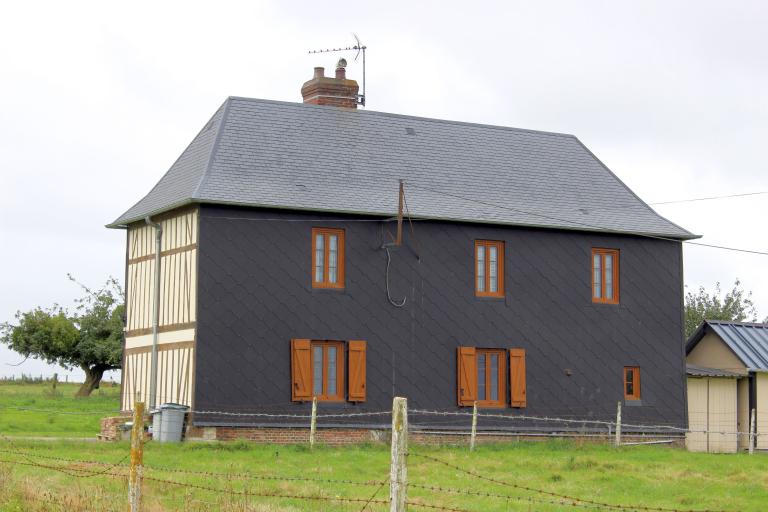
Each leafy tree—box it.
[684,279,765,338]
[1,276,123,396]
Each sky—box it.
[0,0,766,380]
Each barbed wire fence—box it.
[1,396,761,511]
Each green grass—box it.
[0,383,767,511]
[0,439,767,511]
[0,381,120,437]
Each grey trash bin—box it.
[156,403,189,442]
[150,409,162,440]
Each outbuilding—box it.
[685,320,768,452]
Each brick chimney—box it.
[301,59,359,109]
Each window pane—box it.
[625,368,634,396]
[328,235,338,283]
[593,254,602,298]
[327,346,337,396]
[490,354,498,402]
[605,254,613,300]
[477,353,486,401]
[489,246,498,293]
[315,234,325,283]
[476,246,485,292]
[313,345,323,396]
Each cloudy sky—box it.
[1,0,766,380]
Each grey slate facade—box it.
[193,205,687,430]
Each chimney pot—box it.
[301,64,359,109]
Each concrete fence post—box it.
[310,397,317,448]
[749,408,756,455]
[128,400,145,512]
[469,401,478,451]
[614,401,622,448]
[390,396,408,512]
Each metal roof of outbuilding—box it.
[686,364,744,378]
[107,97,697,240]
[686,320,768,372]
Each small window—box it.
[312,228,345,289]
[311,341,344,401]
[592,248,619,304]
[624,366,640,400]
[475,240,504,297]
[477,349,506,407]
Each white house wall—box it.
[121,207,198,411]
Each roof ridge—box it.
[707,320,768,328]
[106,99,229,227]
[226,96,577,139]
[191,97,232,200]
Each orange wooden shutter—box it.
[291,339,312,401]
[509,348,527,408]
[348,340,367,402]
[457,347,477,406]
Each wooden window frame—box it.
[591,248,619,304]
[624,366,640,401]
[475,240,505,298]
[476,348,507,408]
[311,228,345,289]
[310,341,345,402]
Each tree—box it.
[684,279,765,338]
[1,276,124,397]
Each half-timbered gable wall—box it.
[121,207,198,411]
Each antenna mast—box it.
[308,34,367,106]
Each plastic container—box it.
[156,403,189,442]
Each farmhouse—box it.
[685,320,768,452]
[108,63,697,438]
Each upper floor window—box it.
[624,366,640,400]
[592,248,619,304]
[475,240,504,297]
[312,228,345,289]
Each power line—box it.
[581,190,768,213]
[406,183,768,256]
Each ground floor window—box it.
[290,339,366,403]
[457,346,526,408]
[624,366,640,400]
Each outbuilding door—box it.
[685,376,738,453]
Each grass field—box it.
[0,381,120,437]
[1,382,767,511]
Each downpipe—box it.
[144,216,163,410]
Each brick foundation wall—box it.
[184,422,685,447]
[99,414,132,441]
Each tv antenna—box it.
[308,34,367,106]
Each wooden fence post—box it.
[128,400,145,512]
[614,401,622,448]
[390,397,408,512]
[749,408,756,455]
[310,397,317,448]
[469,401,478,451]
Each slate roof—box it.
[686,320,768,371]
[686,364,743,378]
[108,97,696,239]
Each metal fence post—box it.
[469,401,478,451]
[310,397,317,448]
[390,396,408,512]
[128,400,145,512]
[614,401,622,448]
[749,408,756,455]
